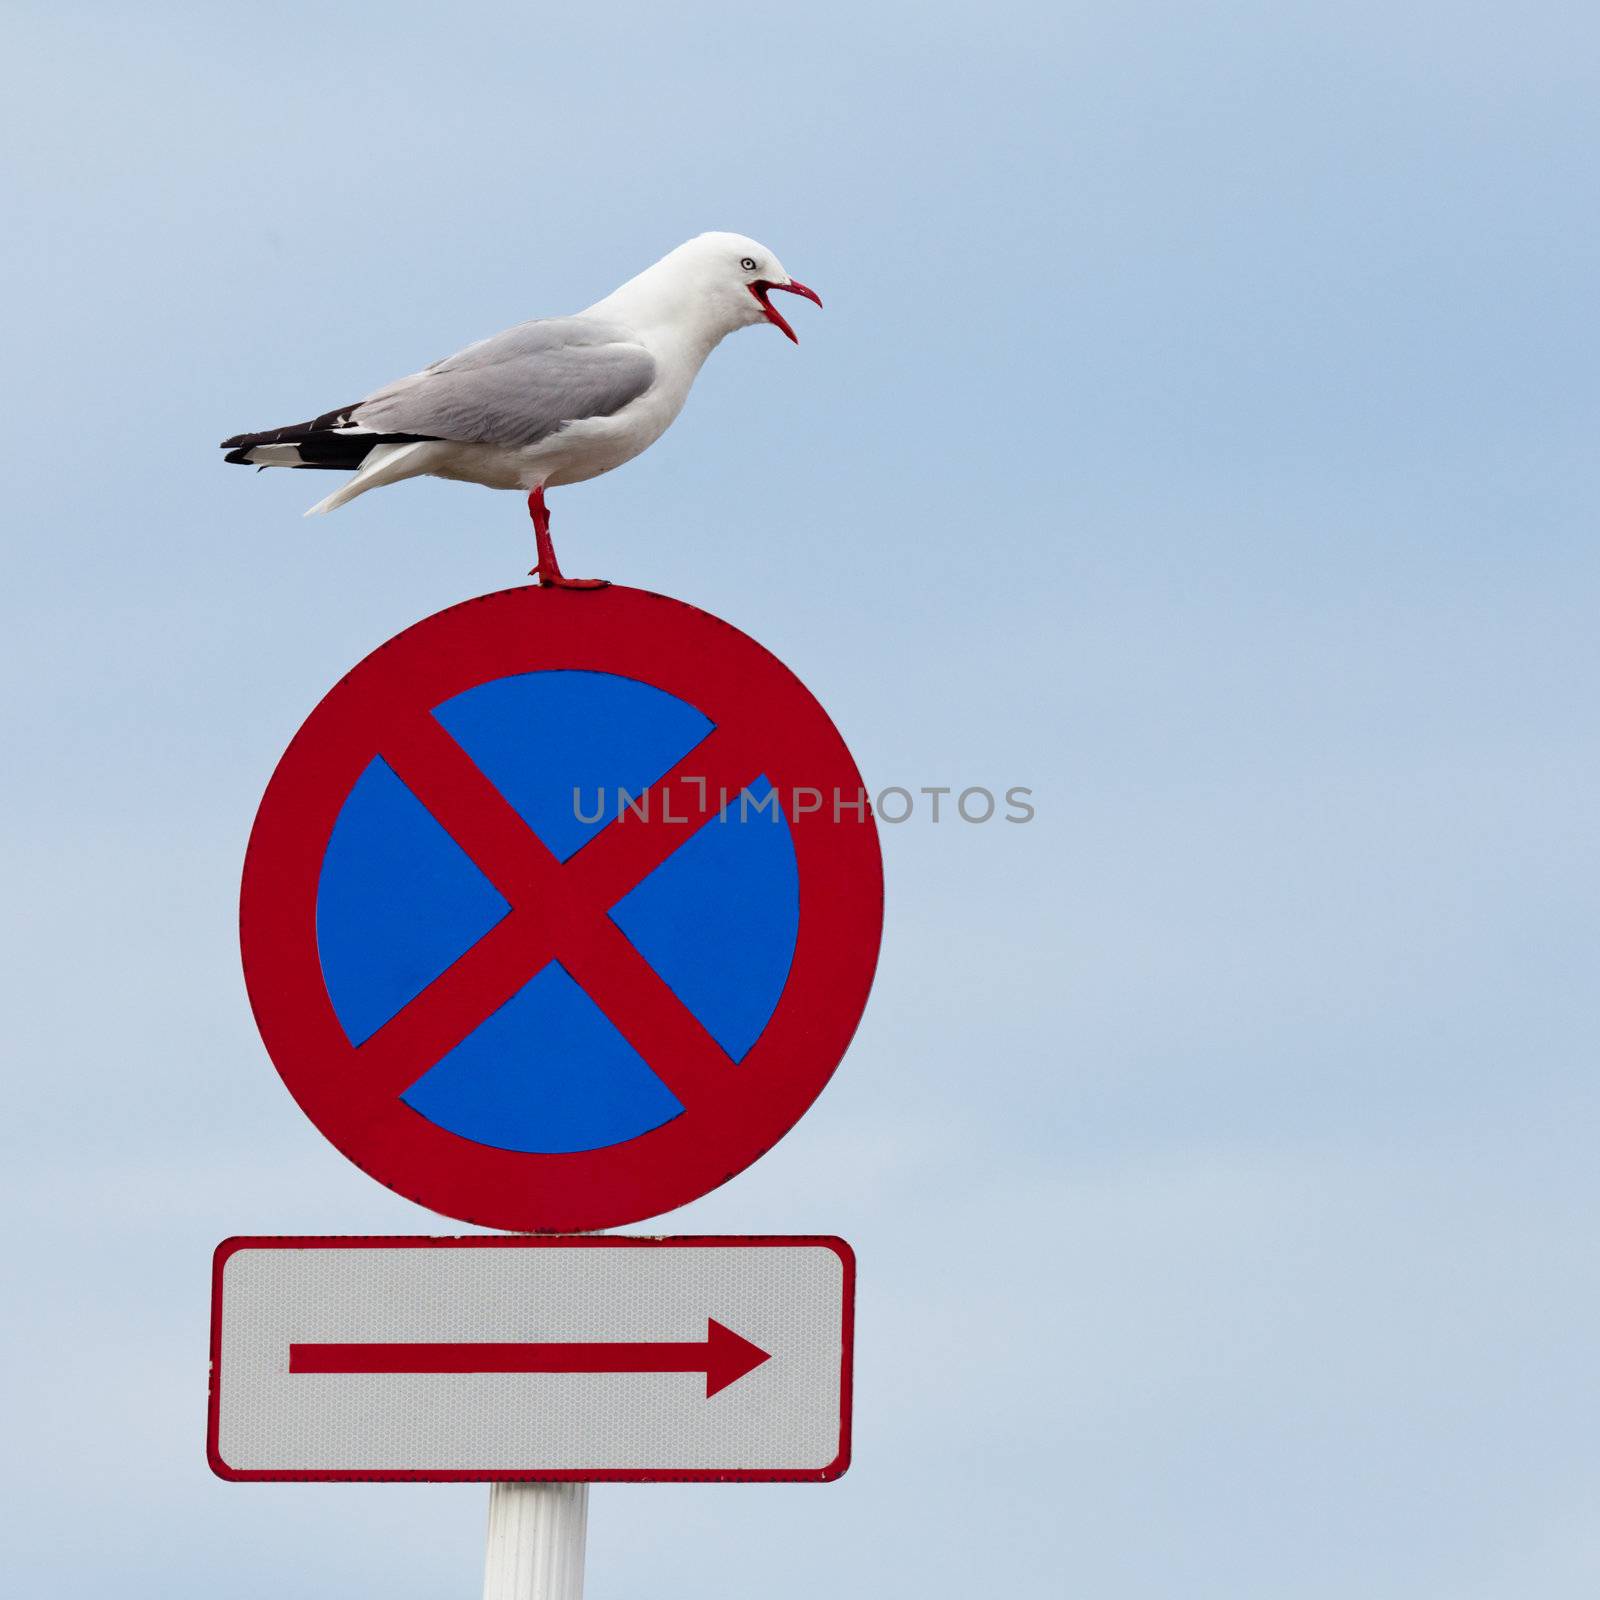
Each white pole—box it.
[482,1482,589,1600]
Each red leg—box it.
[527,487,608,589]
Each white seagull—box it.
[221,231,821,587]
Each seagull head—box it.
[654,232,823,344]
[727,235,823,344]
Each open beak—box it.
[749,278,823,343]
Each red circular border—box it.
[240,586,883,1232]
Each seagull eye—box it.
[740,256,758,272]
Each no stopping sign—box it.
[240,586,883,1231]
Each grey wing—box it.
[351,317,655,449]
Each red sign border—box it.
[207,1233,855,1483]
[240,586,883,1232]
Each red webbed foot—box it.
[526,486,609,589]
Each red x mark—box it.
[353,713,764,1110]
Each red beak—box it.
[749,278,823,343]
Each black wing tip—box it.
[219,404,361,453]
[219,407,438,470]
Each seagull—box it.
[220,232,821,587]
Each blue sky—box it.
[4,2,1599,1594]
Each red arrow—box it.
[289,1317,771,1398]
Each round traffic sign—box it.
[241,586,882,1231]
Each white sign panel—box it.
[208,1236,854,1482]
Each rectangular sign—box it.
[208,1235,854,1482]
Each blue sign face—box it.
[313,670,800,1155]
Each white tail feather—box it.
[303,441,437,517]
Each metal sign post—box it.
[213,586,880,1593]
[483,1482,588,1600]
